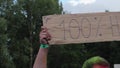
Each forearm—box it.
[33,26,51,68]
[33,48,48,68]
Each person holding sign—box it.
[33,26,110,68]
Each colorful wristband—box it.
[40,44,49,48]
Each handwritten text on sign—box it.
[43,12,120,44]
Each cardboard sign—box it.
[43,12,120,44]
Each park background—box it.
[0,0,120,68]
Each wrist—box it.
[40,44,49,48]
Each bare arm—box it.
[33,26,51,68]
[33,48,48,68]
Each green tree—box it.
[0,18,15,68]
[1,0,63,68]
[48,44,87,68]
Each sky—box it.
[59,0,120,14]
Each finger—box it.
[40,27,47,36]
[40,39,48,44]
[40,26,50,40]
[47,34,51,40]
[41,26,48,32]
[47,36,51,41]
[40,34,47,39]
[46,31,51,40]
[40,32,47,35]
[40,32,50,39]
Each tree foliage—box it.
[0,18,15,68]
[0,0,63,68]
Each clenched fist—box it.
[39,26,51,44]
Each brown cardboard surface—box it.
[43,12,120,45]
